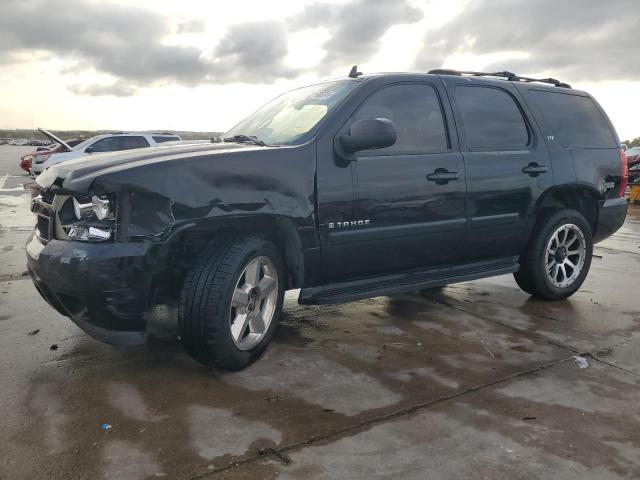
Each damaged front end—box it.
[26,181,178,347]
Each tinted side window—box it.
[119,136,150,150]
[456,86,529,149]
[152,136,180,143]
[530,91,616,148]
[89,137,119,152]
[352,83,448,154]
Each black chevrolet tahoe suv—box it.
[27,69,629,370]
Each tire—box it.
[178,235,285,370]
[514,210,593,300]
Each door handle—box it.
[522,163,548,177]
[427,168,459,185]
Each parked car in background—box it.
[19,138,87,173]
[28,69,628,370]
[625,146,640,180]
[9,139,28,146]
[31,130,182,175]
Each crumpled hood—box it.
[36,142,261,192]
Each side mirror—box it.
[85,146,95,154]
[335,118,397,162]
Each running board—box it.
[299,257,519,305]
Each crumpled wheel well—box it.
[162,216,305,299]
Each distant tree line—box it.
[623,137,640,148]
[0,129,221,141]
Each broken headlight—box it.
[57,194,116,241]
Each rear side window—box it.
[456,86,529,150]
[89,137,119,152]
[530,91,616,148]
[119,136,150,150]
[352,83,448,154]
[152,135,180,143]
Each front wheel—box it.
[178,236,285,370]
[514,210,593,300]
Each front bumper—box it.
[25,233,158,346]
[594,197,628,243]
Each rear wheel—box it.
[514,210,593,300]
[178,235,285,370]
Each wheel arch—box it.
[165,215,307,291]
[534,185,600,234]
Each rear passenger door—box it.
[442,78,553,261]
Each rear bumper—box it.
[25,233,157,346]
[593,197,628,243]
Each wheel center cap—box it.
[246,289,259,312]
[555,246,567,262]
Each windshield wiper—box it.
[223,134,267,146]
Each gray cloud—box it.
[68,81,138,97]
[0,0,208,87]
[0,0,302,94]
[0,0,429,96]
[289,0,423,71]
[209,21,299,83]
[414,0,640,82]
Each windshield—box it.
[224,80,359,145]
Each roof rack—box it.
[428,69,571,89]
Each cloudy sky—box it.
[1,0,638,139]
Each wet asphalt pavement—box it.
[1,145,640,479]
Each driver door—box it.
[322,82,468,282]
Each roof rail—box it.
[428,69,571,89]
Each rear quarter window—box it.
[530,91,616,148]
[119,136,150,150]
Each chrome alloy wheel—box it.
[229,256,278,350]
[545,224,586,288]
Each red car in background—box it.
[625,146,640,182]
[19,138,86,173]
